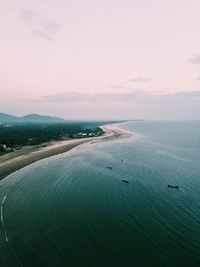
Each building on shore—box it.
[0,144,7,151]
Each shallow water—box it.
[0,121,200,267]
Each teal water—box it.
[0,121,200,267]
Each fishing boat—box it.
[106,166,112,170]
[122,179,129,183]
[167,184,179,189]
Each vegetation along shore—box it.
[0,121,130,181]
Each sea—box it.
[0,121,200,267]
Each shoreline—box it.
[0,124,131,181]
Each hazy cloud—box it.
[41,90,200,104]
[19,8,59,40]
[41,90,151,104]
[172,90,200,98]
[116,77,151,86]
[128,77,151,82]
[3,90,200,120]
[39,90,200,119]
[189,55,200,64]
[109,85,127,89]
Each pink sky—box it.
[1,0,200,119]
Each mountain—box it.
[0,113,19,123]
[0,113,66,124]
[20,114,66,123]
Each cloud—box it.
[32,30,53,40]
[38,90,200,120]
[189,55,200,64]
[173,90,200,98]
[40,90,200,106]
[115,77,151,86]
[189,56,200,80]
[41,90,200,104]
[128,77,151,82]
[19,8,59,40]
[109,85,127,89]
[20,8,35,23]
[41,90,151,104]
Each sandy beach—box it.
[0,124,131,181]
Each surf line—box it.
[1,194,24,267]
[1,194,8,242]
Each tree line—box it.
[0,122,105,148]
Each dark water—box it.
[0,121,200,267]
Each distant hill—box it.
[0,113,18,123]
[0,113,66,124]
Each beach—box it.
[0,124,131,181]
[0,121,200,267]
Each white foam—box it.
[1,194,8,242]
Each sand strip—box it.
[0,125,131,181]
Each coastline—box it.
[0,124,131,181]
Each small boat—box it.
[167,184,179,189]
[122,179,129,183]
[106,166,112,170]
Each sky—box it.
[1,0,200,120]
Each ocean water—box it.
[0,121,200,267]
